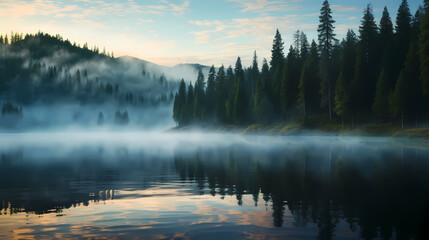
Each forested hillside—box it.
[173,0,429,130]
[0,32,215,128]
[0,32,179,106]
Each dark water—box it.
[0,132,428,239]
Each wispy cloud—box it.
[188,20,223,26]
[227,0,300,13]
[190,26,226,44]
[331,5,361,12]
[0,0,190,20]
[347,16,358,20]
[189,15,303,45]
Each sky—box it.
[0,0,423,67]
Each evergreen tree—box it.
[227,57,245,122]
[318,0,336,59]
[390,42,421,128]
[318,0,337,120]
[270,29,285,71]
[281,46,300,116]
[225,65,235,122]
[251,52,259,97]
[206,65,216,120]
[380,7,394,47]
[334,72,350,128]
[411,7,424,39]
[373,8,396,122]
[231,56,249,124]
[249,51,260,118]
[254,59,272,122]
[351,4,380,115]
[215,65,227,122]
[341,30,358,83]
[194,69,206,120]
[254,95,273,125]
[173,92,180,124]
[395,0,412,70]
[421,0,429,95]
[233,77,248,124]
[173,80,187,126]
[373,70,391,122]
[269,29,285,113]
[234,57,244,86]
[298,41,320,116]
[254,69,264,123]
[300,32,310,61]
[185,82,194,124]
[334,30,356,123]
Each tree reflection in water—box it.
[173,141,429,239]
[0,136,428,239]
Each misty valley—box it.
[0,32,212,130]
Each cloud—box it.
[347,16,358,20]
[189,20,223,26]
[190,26,226,44]
[72,19,107,29]
[165,0,190,15]
[137,19,155,24]
[185,14,320,66]
[227,0,300,13]
[0,0,78,18]
[0,0,190,20]
[331,5,361,12]
[189,15,303,45]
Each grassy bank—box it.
[171,115,429,139]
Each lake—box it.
[0,132,428,239]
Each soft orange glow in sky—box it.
[0,0,422,67]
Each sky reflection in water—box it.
[0,133,428,239]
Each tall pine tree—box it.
[269,29,285,113]
[215,65,227,123]
[173,79,187,126]
[390,42,421,128]
[206,65,216,120]
[254,59,273,123]
[380,7,394,47]
[194,69,206,120]
[318,0,336,120]
[298,41,320,116]
[395,0,412,72]
[232,57,249,124]
[225,65,235,122]
[373,7,395,122]
[185,82,194,124]
[421,0,429,95]
[249,51,260,117]
[334,30,356,125]
[351,4,379,116]
[281,46,300,116]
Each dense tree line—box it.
[174,0,429,129]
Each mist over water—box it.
[0,133,428,239]
[0,103,175,131]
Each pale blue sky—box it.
[0,0,422,67]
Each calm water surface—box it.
[0,132,428,239]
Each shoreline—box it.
[169,121,429,139]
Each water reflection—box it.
[0,133,428,239]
